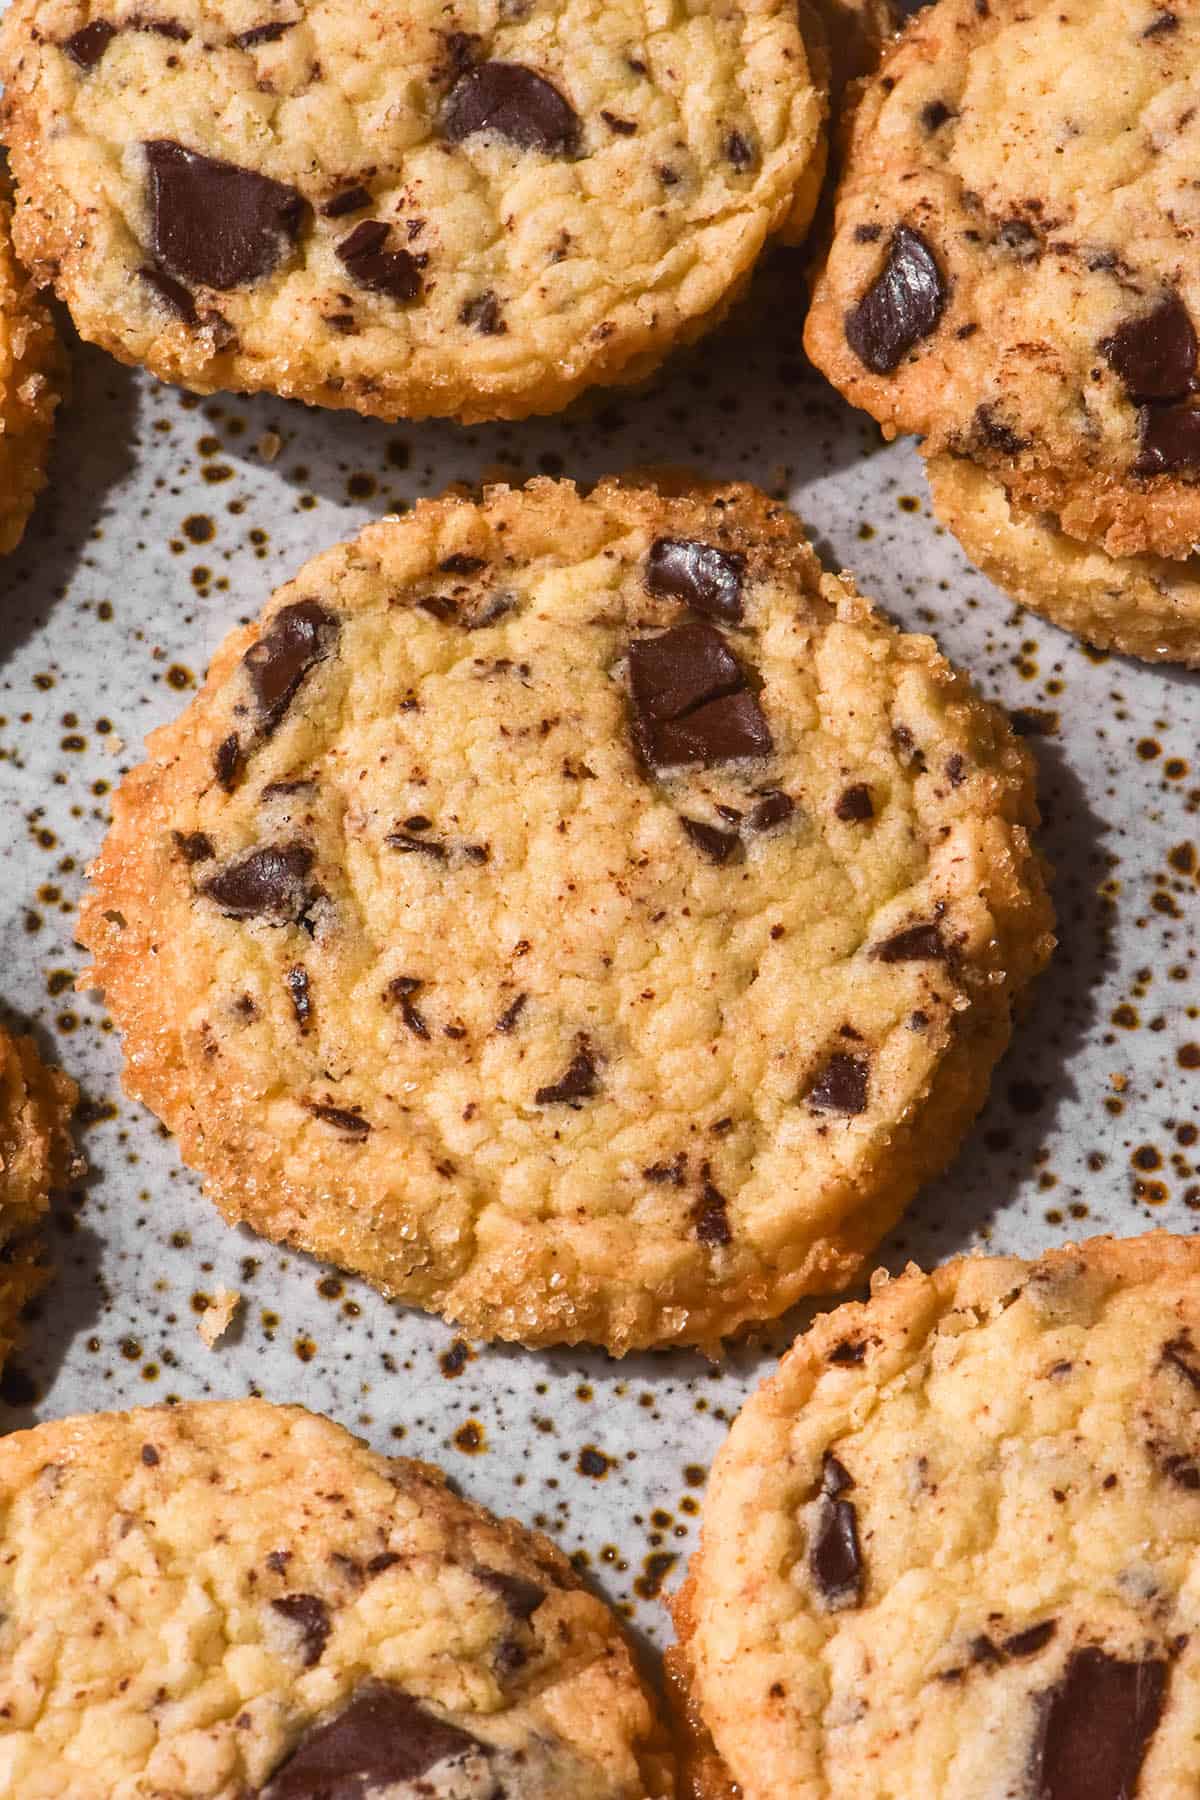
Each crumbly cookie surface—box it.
[0,0,823,424]
[76,477,1051,1354]
[805,0,1200,561]
[0,189,63,556]
[0,1026,77,1369]
[0,1398,673,1798]
[926,453,1200,669]
[672,1233,1200,1800]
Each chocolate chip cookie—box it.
[0,1397,673,1795]
[671,1233,1200,1800]
[76,476,1052,1354]
[0,184,63,556]
[927,454,1200,669]
[0,0,826,423]
[0,1026,77,1370]
[805,0,1200,565]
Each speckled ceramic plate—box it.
[1,252,1197,1650]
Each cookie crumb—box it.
[197,1286,242,1347]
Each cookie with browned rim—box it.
[671,1232,1200,1799]
[806,0,1200,565]
[76,476,1052,1354]
[0,0,825,422]
[0,1024,77,1370]
[0,1397,673,1795]
[0,184,63,556]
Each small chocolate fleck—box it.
[459,290,507,335]
[1144,7,1179,33]
[835,783,873,823]
[387,975,429,1039]
[366,1551,402,1576]
[680,817,739,864]
[873,922,947,962]
[845,225,946,374]
[920,99,953,130]
[495,993,527,1034]
[385,829,448,860]
[270,1594,331,1667]
[440,553,487,575]
[243,600,339,735]
[63,19,117,65]
[974,402,1030,455]
[1102,293,1197,403]
[201,844,315,923]
[644,537,745,621]
[233,20,294,47]
[309,1103,371,1137]
[692,1165,732,1245]
[749,789,793,831]
[337,221,421,303]
[140,1443,160,1466]
[145,140,306,290]
[322,184,372,218]
[214,732,243,791]
[442,61,580,154]
[807,1053,869,1116]
[827,1340,866,1365]
[1003,1620,1056,1658]
[724,129,755,169]
[1031,1648,1168,1800]
[1163,1333,1200,1390]
[260,1682,484,1798]
[476,1567,546,1619]
[534,1038,597,1106]
[173,829,214,863]
[285,964,311,1030]
[600,109,636,135]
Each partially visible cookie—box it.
[672,1233,1200,1799]
[0,1026,76,1371]
[77,476,1052,1354]
[926,453,1200,668]
[805,0,1200,562]
[0,0,825,423]
[0,185,63,556]
[0,1398,674,1796]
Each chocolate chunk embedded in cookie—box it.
[76,476,1052,1354]
[0,1398,673,1796]
[672,1234,1200,1799]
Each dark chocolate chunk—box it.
[835,783,873,823]
[201,843,314,924]
[534,1038,597,1106]
[442,61,580,154]
[270,1594,330,1667]
[387,974,429,1039]
[214,733,243,792]
[260,1681,484,1798]
[173,829,214,863]
[63,19,117,66]
[807,1053,869,1116]
[680,817,739,863]
[144,140,307,290]
[749,789,793,831]
[243,600,339,735]
[1003,1620,1056,1658]
[386,829,448,860]
[1031,1648,1167,1800]
[322,184,371,218]
[600,109,637,134]
[809,1496,863,1606]
[724,129,755,168]
[692,1166,732,1245]
[139,264,198,323]
[233,19,294,46]
[1102,294,1197,402]
[476,1566,546,1620]
[844,225,946,374]
[644,536,745,621]
[459,291,507,334]
[309,1103,371,1137]
[494,993,527,1034]
[1134,401,1200,475]
[336,220,421,303]
[285,964,311,1030]
[627,622,771,768]
[873,922,947,962]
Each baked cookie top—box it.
[672,1233,1200,1800]
[0,0,823,423]
[0,1398,673,1797]
[0,1026,77,1368]
[805,0,1200,561]
[0,186,63,557]
[76,477,1051,1355]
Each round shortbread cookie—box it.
[805,0,1200,562]
[925,453,1200,669]
[76,477,1052,1354]
[0,1397,673,1797]
[671,1233,1200,1800]
[0,1025,77,1371]
[0,186,63,557]
[0,0,825,423]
